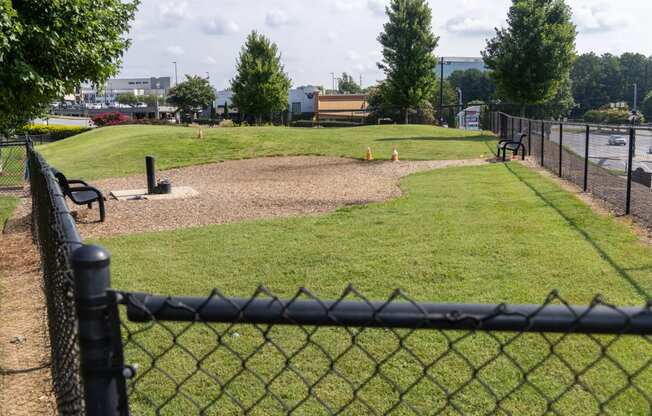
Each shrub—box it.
[219,119,236,127]
[583,108,645,125]
[92,112,129,127]
[17,124,91,140]
[121,118,178,126]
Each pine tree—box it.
[482,0,576,116]
[231,31,291,125]
[377,0,439,124]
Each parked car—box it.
[608,135,627,146]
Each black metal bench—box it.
[52,168,106,222]
[497,132,527,161]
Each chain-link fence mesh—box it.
[112,287,652,415]
[28,143,85,415]
[0,140,27,192]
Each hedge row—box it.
[17,124,92,140]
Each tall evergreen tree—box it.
[338,73,362,94]
[231,31,291,125]
[482,0,576,116]
[377,0,439,124]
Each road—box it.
[32,116,93,127]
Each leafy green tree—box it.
[223,102,230,119]
[231,31,291,125]
[570,53,609,114]
[600,53,624,105]
[0,0,138,134]
[529,74,575,119]
[338,73,362,94]
[167,75,216,120]
[448,69,496,104]
[620,52,648,108]
[482,0,576,116]
[116,92,139,107]
[142,94,165,107]
[642,92,652,121]
[377,0,439,124]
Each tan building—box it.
[316,94,368,122]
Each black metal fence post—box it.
[527,120,532,156]
[583,125,590,192]
[558,122,563,177]
[541,121,545,166]
[625,128,635,215]
[73,244,127,416]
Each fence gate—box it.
[0,140,27,192]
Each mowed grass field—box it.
[93,162,652,415]
[0,196,19,230]
[39,124,496,180]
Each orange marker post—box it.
[366,147,373,161]
[391,146,399,162]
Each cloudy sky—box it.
[121,0,652,91]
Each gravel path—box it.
[71,156,489,238]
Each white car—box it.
[608,135,627,146]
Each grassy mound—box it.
[39,124,496,180]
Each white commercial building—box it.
[78,77,171,105]
[214,85,321,117]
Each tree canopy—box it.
[231,31,291,124]
[167,75,216,118]
[377,0,439,124]
[116,92,139,107]
[483,0,576,115]
[448,69,495,104]
[0,0,138,133]
[338,73,362,94]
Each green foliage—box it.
[448,69,496,103]
[0,0,138,133]
[167,75,216,118]
[483,0,576,113]
[642,92,652,120]
[377,0,439,124]
[116,92,139,107]
[338,73,362,94]
[17,124,90,139]
[583,108,645,125]
[231,31,291,125]
[528,74,575,119]
[141,94,165,107]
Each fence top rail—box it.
[120,289,652,335]
[496,111,652,132]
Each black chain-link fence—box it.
[491,112,652,231]
[108,287,652,415]
[0,140,27,192]
[28,143,85,415]
[25,143,652,415]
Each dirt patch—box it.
[72,156,489,238]
[0,197,56,415]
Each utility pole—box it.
[359,74,363,90]
[633,83,638,111]
[439,57,445,125]
[172,61,178,86]
[330,72,335,94]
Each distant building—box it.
[440,57,486,78]
[214,86,322,119]
[77,77,171,105]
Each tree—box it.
[167,75,216,120]
[620,53,649,108]
[0,0,138,134]
[377,0,439,124]
[231,31,291,125]
[338,73,362,94]
[570,53,609,114]
[482,0,576,116]
[448,69,496,104]
[116,92,139,107]
[142,94,165,107]
[642,91,652,121]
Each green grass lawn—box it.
[0,196,19,230]
[97,163,652,415]
[39,124,496,180]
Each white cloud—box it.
[165,45,184,56]
[203,56,218,65]
[266,10,294,28]
[326,31,338,43]
[333,0,363,12]
[444,16,494,36]
[367,0,386,16]
[574,4,629,33]
[201,17,239,36]
[159,1,189,26]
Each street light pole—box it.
[172,61,178,86]
[633,83,638,112]
[439,57,445,125]
[330,72,335,94]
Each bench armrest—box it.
[69,185,103,196]
[67,179,89,186]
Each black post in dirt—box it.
[541,121,545,167]
[583,125,590,192]
[73,244,128,416]
[146,156,156,195]
[625,128,636,215]
[558,123,563,177]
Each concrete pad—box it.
[110,186,198,201]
